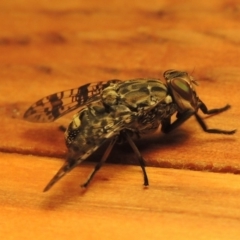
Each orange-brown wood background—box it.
[1,0,240,239]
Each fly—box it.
[24,70,236,191]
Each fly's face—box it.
[164,70,199,113]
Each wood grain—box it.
[0,0,240,239]
[1,153,240,239]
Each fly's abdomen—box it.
[64,101,134,161]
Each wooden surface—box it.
[0,0,240,239]
[1,153,240,239]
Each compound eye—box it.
[169,77,199,112]
[164,70,186,80]
[171,78,192,102]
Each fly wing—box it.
[43,103,135,191]
[24,79,122,122]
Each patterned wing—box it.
[24,79,122,122]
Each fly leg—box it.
[197,101,236,134]
[161,110,236,134]
[199,102,231,115]
[121,130,149,186]
[81,136,118,188]
[161,110,194,134]
[194,113,236,134]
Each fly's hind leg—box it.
[81,136,118,188]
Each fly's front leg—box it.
[197,101,236,134]
[161,110,194,134]
[194,113,236,134]
[199,101,230,115]
[161,110,236,135]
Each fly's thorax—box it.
[164,70,199,113]
[109,104,135,123]
[133,100,176,135]
[101,86,119,106]
[108,79,168,110]
[134,107,160,134]
[156,102,177,119]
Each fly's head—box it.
[164,70,200,113]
